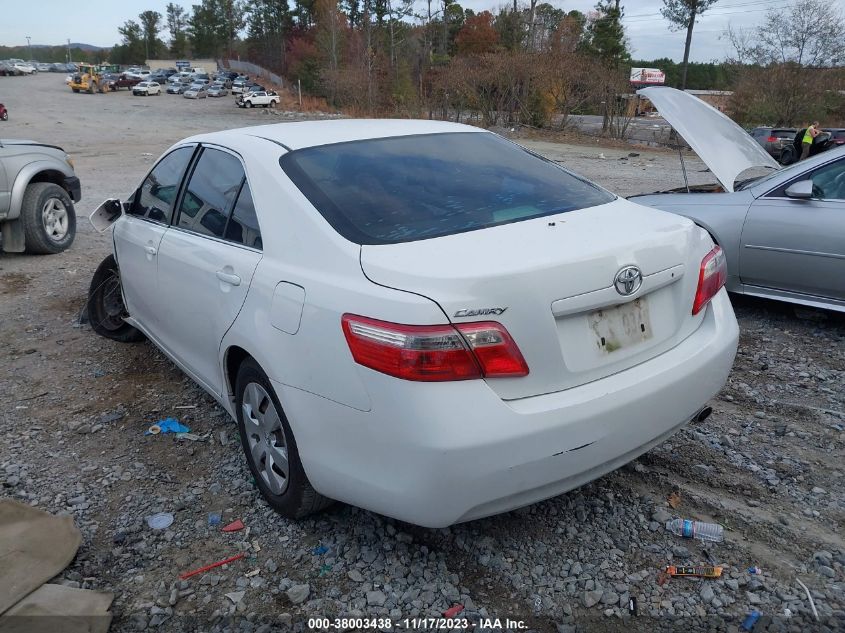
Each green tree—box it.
[661,0,718,89]
[189,0,245,58]
[245,0,293,69]
[167,3,190,57]
[583,0,628,68]
[139,10,163,60]
[116,20,146,64]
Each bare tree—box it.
[661,0,718,89]
[754,0,845,66]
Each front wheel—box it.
[20,182,76,254]
[235,358,332,519]
[248,101,254,108]
[88,255,145,342]
[1,111,7,121]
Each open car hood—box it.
[638,86,779,192]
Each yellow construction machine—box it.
[69,64,106,94]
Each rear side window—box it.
[226,182,262,249]
[280,132,614,244]
[130,146,194,223]
[176,148,244,238]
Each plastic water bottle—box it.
[666,518,724,543]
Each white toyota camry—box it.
[88,120,738,527]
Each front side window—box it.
[280,132,614,245]
[176,148,244,238]
[130,146,194,223]
[808,159,845,200]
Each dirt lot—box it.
[0,73,843,633]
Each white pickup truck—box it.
[236,90,279,108]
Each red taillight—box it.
[341,315,529,381]
[766,136,778,143]
[692,245,727,315]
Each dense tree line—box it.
[42,0,844,128]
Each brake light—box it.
[766,136,778,143]
[341,315,528,381]
[692,245,727,315]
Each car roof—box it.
[183,119,483,151]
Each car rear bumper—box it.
[276,290,738,527]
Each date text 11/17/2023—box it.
[307,617,528,630]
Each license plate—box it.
[589,298,652,353]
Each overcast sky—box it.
[2,0,843,62]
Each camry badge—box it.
[614,266,642,296]
[454,307,508,318]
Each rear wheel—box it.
[780,145,797,165]
[88,255,145,342]
[1,111,7,121]
[20,182,76,254]
[235,358,332,519]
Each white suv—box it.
[88,120,738,527]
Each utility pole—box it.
[67,39,71,64]
[26,36,32,61]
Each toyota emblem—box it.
[614,266,642,296]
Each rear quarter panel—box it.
[629,191,755,291]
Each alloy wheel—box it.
[242,382,289,495]
[41,198,69,241]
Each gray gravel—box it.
[0,73,843,632]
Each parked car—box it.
[133,81,162,96]
[237,90,279,108]
[778,128,836,165]
[824,128,845,147]
[36,63,51,72]
[0,138,81,253]
[749,126,795,159]
[86,120,738,527]
[0,103,7,121]
[107,73,142,91]
[231,80,248,94]
[631,87,844,313]
[207,83,229,97]
[12,62,35,75]
[183,85,207,99]
[49,63,65,72]
[166,83,188,95]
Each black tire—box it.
[72,88,79,93]
[20,182,76,254]
[780,146,797,165]
[1,112,7,121]
[235,358,332,519]
[248,101,254,108]
[88,255,145,342]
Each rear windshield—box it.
[279,132,614,244]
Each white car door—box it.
[114,145,196,335]
[154,146,262,396]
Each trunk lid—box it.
[638,86,779,192]
[360,198,708,400]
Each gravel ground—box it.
[1,73,843,633]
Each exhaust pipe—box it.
[691,406,713,424]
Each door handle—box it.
[216,270,241,286]
[144,246,157,256]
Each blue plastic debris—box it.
[145,418,190,436]
[313,545,329,555]
[741,610,761,631]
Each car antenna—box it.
[669,129,690,193]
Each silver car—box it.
[183,84,207,99]
[632,88,844,313]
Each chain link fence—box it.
[223,59,283,88]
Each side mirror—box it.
[88,198,123,232]
[784,180,814,199]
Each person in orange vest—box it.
[801,121,820,160]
